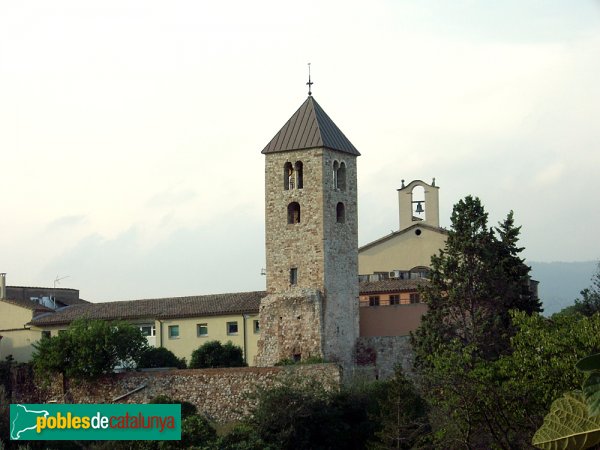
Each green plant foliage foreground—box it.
[139,347,187,369]
[533,392,600,450]
[533,351,600,450]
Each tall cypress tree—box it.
[412,196,540,363]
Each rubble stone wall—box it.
[17,364,341,424]
[355,336,414,380]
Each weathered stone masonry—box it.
[256,97,360,371]
[16,364,341,424]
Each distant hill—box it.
[529,261,598,316]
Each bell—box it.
[415,201,424,214]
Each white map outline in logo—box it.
[10,404,49,440]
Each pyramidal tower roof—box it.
[261,96,360,156]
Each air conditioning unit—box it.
[389,270,401,279]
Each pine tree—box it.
[411,196,539,363]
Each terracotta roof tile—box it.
[359,278,429,294]
[30,291,267,326]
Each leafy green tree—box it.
[32,319,148,389]
[409,197,547,448]
[412,196,541,363]
[368,367,430,450]
[567,261,600,317]
[138,347,186,369]
[189,340,246,369]
[415,311,600,449]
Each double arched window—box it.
[333,161,346,190]
[284,161,303,190]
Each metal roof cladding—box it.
[261,96,360,156]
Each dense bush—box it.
[138,347,186,369]
[248,378,387,450]
[189,341,246,369]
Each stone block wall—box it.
[355,336,414,380]
[255,289,323,366]
[17,364,341,424]
[261,148,359,371]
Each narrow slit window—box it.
[333,161,339,189]
[284,162,293,190]
[295,161,303,189]
[290,268,298,285]
[337,162,347,191]
[336,202,345,223]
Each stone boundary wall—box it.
[356,336,414,380]
[19,364,341,423]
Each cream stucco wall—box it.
[359,226,447,274]
[14,314,261,366]
[0,300,33,330]
[156,314,260,366]
[0,328,42,362]
[0,301,43,362]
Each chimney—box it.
[0,273,6,300]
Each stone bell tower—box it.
[255,94,360,370]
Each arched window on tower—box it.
[284,162,294,190]
[336,202,345,223]
[333,161,339,189]
[287,202,301,224]
[337,162,347,191]
[295,161,303,189]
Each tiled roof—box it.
[359,278,429,294]
[262,96,360,156]
[1,298,53,314]
[30,291,267,326]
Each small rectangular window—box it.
[369,296,380,306]
[389,295,400,305]
[410,293,421,304]
[197,323,208,337]
[168,325,179,339]
[41,330,51,339]
[290,268,298,285]
[140,325,155,337]
[253,320,260,334]
[227,321,238,335]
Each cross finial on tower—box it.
[306,63,313,96]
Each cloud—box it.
[45,215,86,231]
[39,211,266,302]
[146,188,197,208]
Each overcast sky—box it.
[1,1,599,301]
